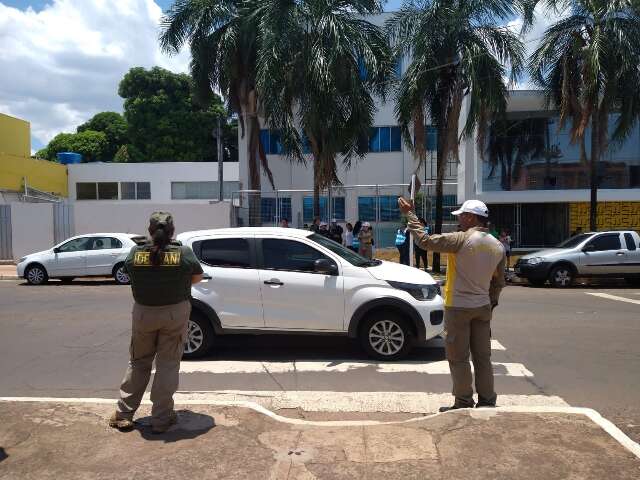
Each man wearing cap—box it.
[109,212,203,433]
[398,197,506,411]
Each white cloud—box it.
[0,0,190,150]
[508,4,569,90]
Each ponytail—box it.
[149,226,173,266]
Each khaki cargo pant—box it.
[443,304,496,408]
[116,300,191,427]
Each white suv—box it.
[17,233,145,285]
[177,227,444,361]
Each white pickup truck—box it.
[515,230,640,287]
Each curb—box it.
[1,396,638,459]
[0,275,19,280]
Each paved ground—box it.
[0,278,639,477]
[0,401,638,479]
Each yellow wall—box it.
[0,153,68,197]
[0,112,68,197]
[569,202,640,232]
[0,113,30,158]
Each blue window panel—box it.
[426,125,437,151]
[260,129,270,153]
[358,57,368,80]
[379,196,400,221]
[390,127,402,151]
[302,133,311,154]
[394,57,402,78]
[269,130,283,155]
[303,197,345,222]
[369,128,381,152]
[358,197,377,222]
[380,127,391,152]
[262,197,292,223]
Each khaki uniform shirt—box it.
[406,211,506,308]
[124,244,203,306]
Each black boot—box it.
[439,404,473,413]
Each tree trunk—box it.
[247,115,262,226]
[313,155,321,219]
[589,113,599,231]
[432,127,446,273]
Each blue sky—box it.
[0,0,546,153]
[1,0,404,12]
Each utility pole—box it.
[217,116,224,201]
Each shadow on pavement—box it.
[0,447,7,463]
[18,279,124,287]
[188,334,446,363]
[131,410,216,443]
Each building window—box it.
[358,196,400,222]
[76,183,97,200]
[76,182,118,200]
[260,129,311,155]
[303,197,345,222]
[261,197,292,224]
[368,127,402,152]
[171,181,239,200]
[120,182,151,200]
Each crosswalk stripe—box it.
[168,390,568,413]
[178,360,533,377]
[585,292,640,305]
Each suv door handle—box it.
[616,252,625,256]
[202,273,212,280]
[264,279,284,286]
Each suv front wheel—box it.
[182,311,214,359]
[549,265,574,288]
[360,311,413,361]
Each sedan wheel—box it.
[184,320,204,355]
[360,313,412,361]
[113,265,130,285]
[26,265,48,285]
[550,266,574,288]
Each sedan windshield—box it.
[308,233,381,267]
[557,233,594,249]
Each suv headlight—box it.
[387,281,440,301]
[526,257,544,265]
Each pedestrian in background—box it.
[319,221,330,237]
[345,222,354,249]
[280,218,289,228]
[396,224,410,265]
[109,212,203,433]
[311,217,321,233]
[352,221,362,252]
[499,229,512,271]
[329,219,343,244]
[414,217,429,271]
[358,222,373,259]
[399,197,505,412]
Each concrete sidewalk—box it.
[0,265,17,280]
[0,400,638,479]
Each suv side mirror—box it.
[314,259,338,275]
[582,244,595,253]
[53,247,61,254]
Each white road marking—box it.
[491,339,506,350]
[1,396,637,458]
[178,360,533,377]
[585,292,640,305]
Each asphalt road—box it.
[0,278,638,442]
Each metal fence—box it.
[0,205,12,260]
[231,183,459,248]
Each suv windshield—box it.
[557,233,594,249]
[308,233,381,267]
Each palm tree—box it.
[387,0,526,272]
[159,0,274,225]
[251,0,394,218]
[529,0,640,231]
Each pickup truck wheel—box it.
[360,312,413,361]
[182,311,214,359]
[549,265,574,288]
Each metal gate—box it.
[53,203,74,244]
[0,205,12,260]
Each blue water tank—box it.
[57,152,82,164]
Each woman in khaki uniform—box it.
[358,222,374,259]
[109,212,203,433]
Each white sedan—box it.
[16,233,145,285]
